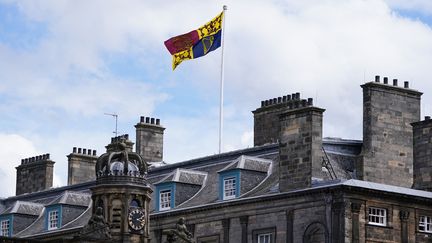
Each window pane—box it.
[368,207,386,226]
[160,190,171,210]
[223,177,236,200]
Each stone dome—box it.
[103,161,139,174]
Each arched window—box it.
[303,222,328,243]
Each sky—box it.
[1,0,432,197]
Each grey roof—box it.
[155,168,207,186]
[1,201,44,216]
[218,155,272,173]
[48,191,91,207]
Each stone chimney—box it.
[360,75,422,187]
[106,134,134,153]
[67,147,98,185]
[276,95,325,192]
[412,116,432,191]
[135,116,165,163]
[16,154,55,195]
[253,93,303,146]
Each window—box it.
[0,219,9,236]
[368,207,387,226]
[223,177,236,200]
[159,190,171,211]
[419,216,432,233]
[257,233,272,243]
[48,210,59,230]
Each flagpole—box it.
[219,5,227,154]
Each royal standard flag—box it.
[164,12,223,70]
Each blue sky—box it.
[1,0,432,197]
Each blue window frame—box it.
[45,205,62,230]
[0,215,13,237]
[219,170,240,200]
[155,183,175,212]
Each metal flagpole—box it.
[219,5,227,154]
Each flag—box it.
[164,11,223,70]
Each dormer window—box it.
[155,183,175,212]
[0,219,10,237]
[223,177,237,200]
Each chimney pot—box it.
[156,119,160,125]
[87,149,91,155]
[265,100,269,106]
[404,81,409,88]
[261,101,265,107]
[282,96,287,102]
[78,148,82,154]
[151,118,155,124]
[145,117,150,123]
[295,92,300,99]
[393,79,398,86]
[83,149,87,154]
[278,97,282,103]
[73,147,77,153]
[307,98,313,106]
[273,98,277,104]
[301,99,307,107]
[140,116,144,122]
[287,95,291,100]
[383,77,388,84]
[93,150,97,156]
[375,75,380,82]
[425,116,431,120]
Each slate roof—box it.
[1,201,44,216]
[155,168,207,186]
[218,155,272,173]
[47,191,91,207]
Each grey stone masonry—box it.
[67,147,98,186]
[278,101,325,192]
[105,134,134,153]
[16,154,55,195]
[360,76,422,187]
[135,116,165,163]
[253,93,314,146]
[412,116,432,191]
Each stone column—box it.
[332,201,345,243]
[351,202,362,243]
[399,210,410,243]
[240,216,248,243]
[222,218,230,243]
[286,210,294,243]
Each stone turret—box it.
[412,116,432,191]
[135,116,165,163]
[360,75,422,187]
[16,154,55,195]
[67,147,98,185]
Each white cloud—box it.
[0,134,39,197]
[1,0,432,197]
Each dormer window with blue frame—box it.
[0,215,12,237]
[46,205,62,230]
[219,170,240,200]
[155,183,175,212]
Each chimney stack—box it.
[16,154,55,195]
[67,147,98,185]
[135,116,165,163]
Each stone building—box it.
[0,76,432,243]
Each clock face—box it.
[128,208,145,231]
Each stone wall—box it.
[412,117,432,191]
[16,154,54,195]
[360,76,422,187]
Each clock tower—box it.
[91,135,152,243]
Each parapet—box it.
[20,154,52,165]
[257,92,314,111]
[72,147,97,157]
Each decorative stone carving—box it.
[77,207,112,242]
[162,217,195,243]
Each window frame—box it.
[46,205,62,231]
[0,219,10,237]
[252,227,276,243]
[219,170,240,201]
[368,207,387,226]
[159,189,172,211]
[419,215,432,233]
[223,177,236,200]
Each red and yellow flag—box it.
[164,12,223,70]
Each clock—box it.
[128,208,146,231]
